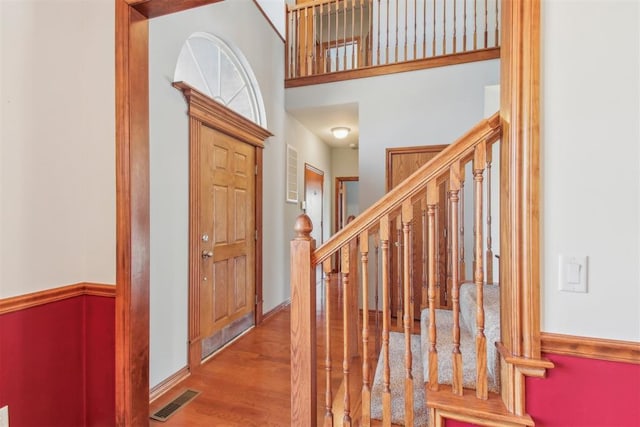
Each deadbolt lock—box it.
[202,250,213,259]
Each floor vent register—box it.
[150,389,201,422]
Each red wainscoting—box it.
[84,295,115,426]
[446,351,640,427]
[0,287,115,427]
[526,353,640,427]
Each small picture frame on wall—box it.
[286,144,298,203]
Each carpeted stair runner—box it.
[369,283,501,425]
[370,332,428,426]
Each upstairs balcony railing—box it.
[286,0,500,84]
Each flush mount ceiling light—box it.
[331,126,350,139]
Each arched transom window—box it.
[174,32,266,127]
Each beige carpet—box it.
[370,332,428,427]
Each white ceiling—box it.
[287,102,359,148]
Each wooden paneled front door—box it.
[174,82,271,368]
[386,145,450,321]
[198,125,256,357]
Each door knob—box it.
[202,250,213,259]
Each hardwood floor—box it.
[149,308,292,426]
[149,275,416,426]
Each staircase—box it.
[289,113,546,426]
[288,1,551,424]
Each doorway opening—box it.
[335,176,359,232]
[304,164,324,245]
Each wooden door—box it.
[198,125,256,358]
[304,164,324,244]
[175,83,271,369]
[386,145,450,321]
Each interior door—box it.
[199,125,256,359]
[386,145,450,321]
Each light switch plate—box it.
[559,255,588,293]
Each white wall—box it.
[286,60,500,211]
[0,0,115,298]
[256,0,286,39]
[285,115,333,245]
[148,0,320,388]
[541,0,640,341]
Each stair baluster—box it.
[474,0,478,50]
[352,0,356,69]
[453,0,457,53]
[436,189,442,307]
[395,217,403,328]
[401,201,414,426]
[341,246,353,426]
[463,0,468,51]
[343,0,347,71]
[449,161,464,396]
[421,199,428,315]
[460,167,466,282]
[484,0,489,48]
[323,260,334,427]
[473,144,488,399]
[426,181,439,392]
[442,0,447,55]
[374,233,381,354]
[360,231,371,427]
[486,146,494,284]
[380,215,392,426]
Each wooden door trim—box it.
[115,0,539,424]
[304,162,324,177]
[174,82,271,370]
[115,2,150,424]
[173,82,269,148]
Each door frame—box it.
[303,163,324,244]
[173,82,270,370]
[115,0,541,423]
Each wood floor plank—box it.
[149,274,421,426]
[149,310,292,426]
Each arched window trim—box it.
[174,31,267,128]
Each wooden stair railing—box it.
[286,0,501,87]
[290,113,528,427]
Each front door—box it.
[198,125,256,359]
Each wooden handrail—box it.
[313,112,500,264]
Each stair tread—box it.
[427,388,535,426]
[420,308,500,392]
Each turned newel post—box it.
[291,214,317,426]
